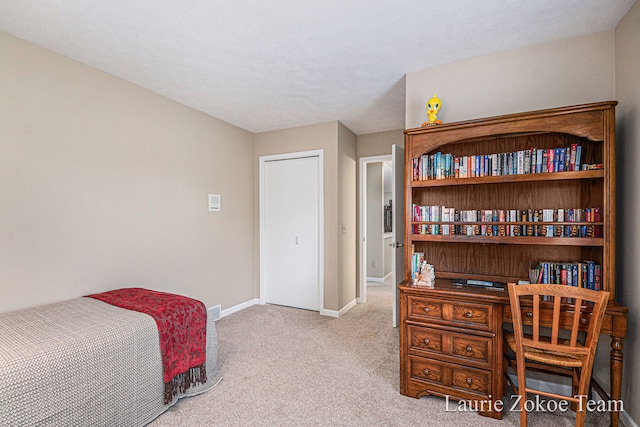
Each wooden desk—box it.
[399,281,628,426]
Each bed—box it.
[0,289,221,426]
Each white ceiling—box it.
[0,0,634,135]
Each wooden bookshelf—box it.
[403,101,617,298]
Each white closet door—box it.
[264,156,320,311]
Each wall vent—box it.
[208,304,221,321]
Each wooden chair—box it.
[504,283,609,427]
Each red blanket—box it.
[87,288,207,403]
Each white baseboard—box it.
[220,298,260,318]
[322,298,357,318]
[367,271,392,283]
[219,297,360,321]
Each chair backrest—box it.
[508,283,609,365]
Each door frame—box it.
[358,154,392,305]
[259,150,325,315]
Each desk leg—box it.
[610,336,624,427]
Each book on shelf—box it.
[529,261,602,291]
[411,205,603,238]
[412,145,586,181]
[411,252,424,281]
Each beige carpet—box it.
[149,283,610,426]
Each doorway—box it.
[259,150,324,313]
[359,145,404,326]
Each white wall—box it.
[0,32,255,313]
[338,122,357,309]
[406,32,615,130]
[357,130,404,159]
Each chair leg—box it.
[518,389,528,426]
[516,364,528,426]
[575,394,586,427]
[575,368,594,427]
[571,368,579,412]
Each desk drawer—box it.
[407,324,443,353]
[452,335,491,363]
[504,305,612,333]
[407,324,491,366]
[452,365,491,396]
[407,297,443,321]
[408,355,492,398]
[407,296,494,331]
[452,302,492,329]
[409,356,445,386]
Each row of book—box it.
[411,144,597,181]
[530,261,602,291]
[412,205,603,238]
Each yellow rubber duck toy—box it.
[421,94,442,126]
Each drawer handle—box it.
[424,307,430,313]
[466,377,473,385]
[424,338,430,345]
[424,368,430,375]
[526,311,533,318]
[465,312,473,318]
[580,317,588,325]
[466,345,472,352]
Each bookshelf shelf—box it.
[409,234,604,246]
[411,169,604,187]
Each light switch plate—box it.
[208,194,221,212]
